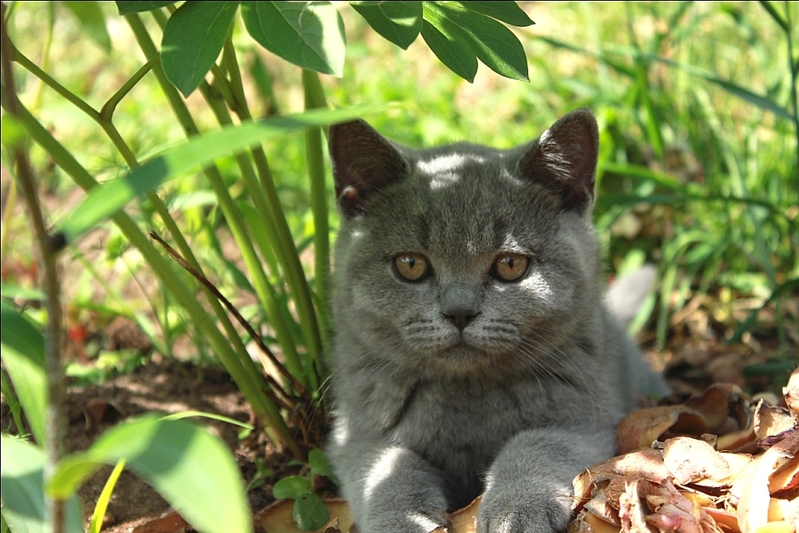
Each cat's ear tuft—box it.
[329,119,409,217]
[518,108,599,213]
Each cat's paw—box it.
[476,488,572,533]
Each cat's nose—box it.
[443,308,479,331]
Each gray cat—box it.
[326,109,668,533]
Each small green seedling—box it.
[272,449,339,531]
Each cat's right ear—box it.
[517,108,599,214]
[328,120,409,217]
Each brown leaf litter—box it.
[257,370,798,533]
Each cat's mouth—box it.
[436,337,490,365]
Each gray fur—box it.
[326,109,668,533]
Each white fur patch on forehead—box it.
[501,234,529,254]
[416,153,486,190]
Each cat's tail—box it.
[607,264,671,400]
[606,264,657,329]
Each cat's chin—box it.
[427,341,500,375]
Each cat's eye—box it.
[492,253,530,282]
[394,253,430,282]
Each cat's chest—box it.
[389,380,544,468]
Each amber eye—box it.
[492,253,530,282]
[394,253,430,282]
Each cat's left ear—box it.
[328,119,409,217]
[517,108,599,213]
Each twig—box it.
[1,7,66,533]
[148,231,309,405]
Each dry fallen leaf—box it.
[573,447,671,507]
[618,479,654,533]
[443,495,480,533]
[617,383,755,454]
[733,430,799,533]
[784,369,799,416]
[755,401,798,442]
[663,437,732,486]
[569,508,622,533]
[616,405,709,453]
[769,454,799,495]
[643,479,719,533]
[570,379,798,533]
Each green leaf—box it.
[0,435,84,533]
[598,161,682,189]
[55,104,391,244]
[421,8,478,82]
[116,1,177,15]
[88,460,126,533]
[351,2,422,49]
[431,3,529,81]
[48,415,252,533]
[1,301,47,445]
[161,2,239,97]
[649,55,793,121]
[455,2,534,27]
[292,493,330,531]
[308,449,337,483]
[162,410,254,431]
[272,476,314,500]
[62,2,112,53]
[1,283,46,300]
[241,2,345,76]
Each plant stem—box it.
[302,69,332,349]
[100,54,159,121]
[30,3,55,113]
[0,170,17,258]
[200,78,308,384]
[219,40,326,389]
[0,368,26,438]
[10,42,100,120]
[1,8,66,532]
[128,15,311,392]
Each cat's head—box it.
[329,110,603,378]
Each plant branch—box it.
[759,1,790,32]
[10,42,100,120]
[100,53,159,121]
[13,39,261,378]
[1,8,66,532]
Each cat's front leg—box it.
[331,439,449,533]
[477,427,616,533]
